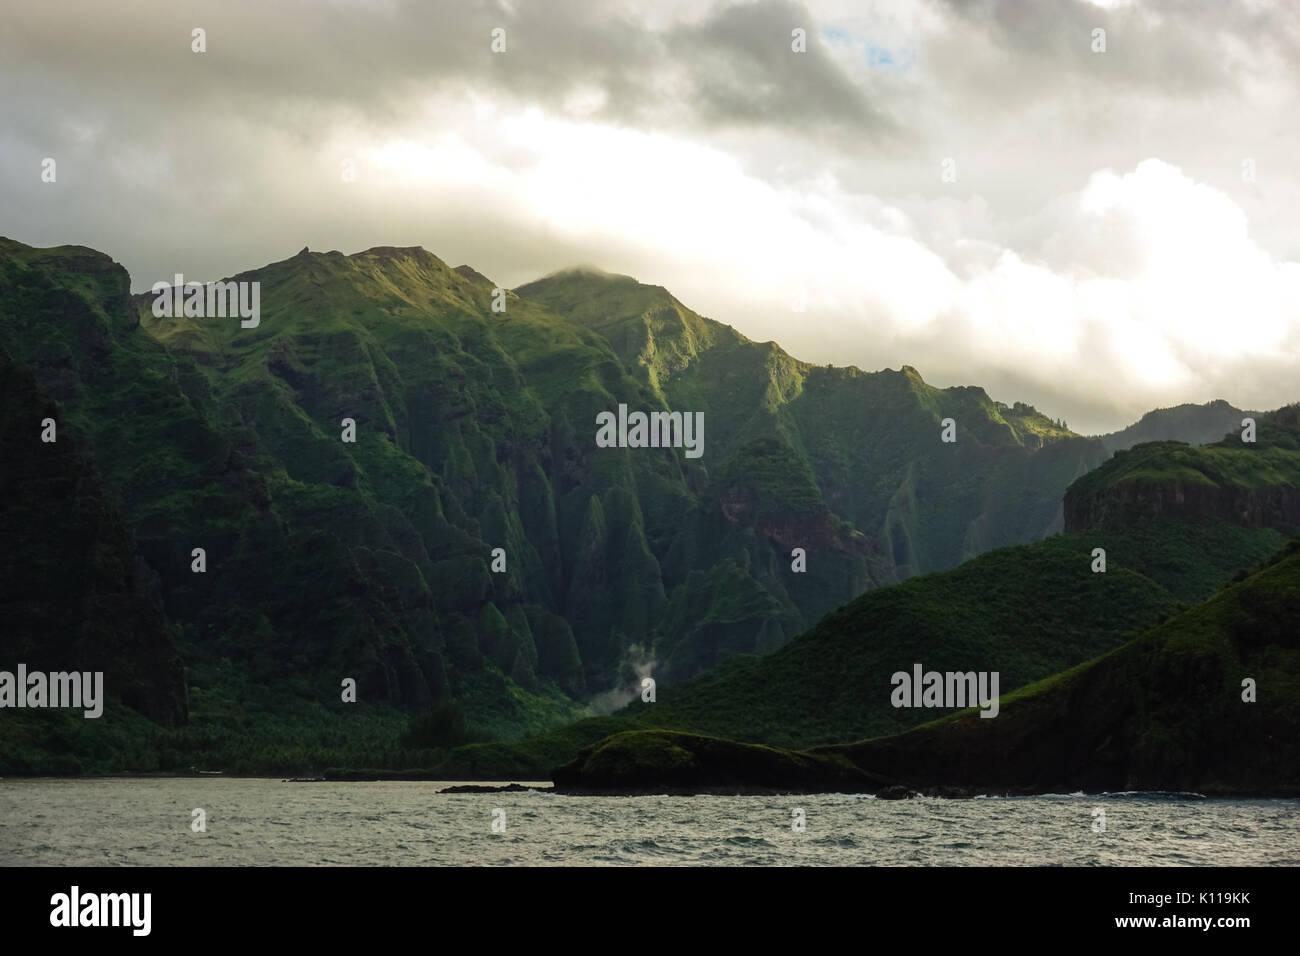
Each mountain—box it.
[552,536,1300,796]
[448,411,1300,775]
[441,517,1289,776]
[635,405,1300,748]
[1096,399,1258,452]
[0,238,1128,770]
[1067,405,1300,533]
[519,268,1107,579]
[3,236,1288,777]
[834,538,1300,796]
[549,421,1300,793]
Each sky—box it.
[3,0,1298,433]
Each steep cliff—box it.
[0,347,187,728]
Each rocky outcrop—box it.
[1066,475,1300,532]
[553,730,891,795]
[1064,435,1300,534]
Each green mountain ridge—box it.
[2,236,1292,777]
[1096,399,1259,453]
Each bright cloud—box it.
[2,0,1298,432]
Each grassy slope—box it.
[832,539,1300,794]
[1071,441,1300,493]
[552,539,1300,795]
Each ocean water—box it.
[1,778,1297,866]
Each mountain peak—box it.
[357,245,435,260]
[453,264,492,284]
[556,265,631,280]
[515,266,643,293]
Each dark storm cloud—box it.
[0,0,893,298]
[666,0,895,132]
[0,0,888,142]
[0,0,897,295]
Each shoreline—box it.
[5,774,1299,799]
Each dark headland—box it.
[553,541,1300,799]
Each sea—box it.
[2,778,1297,866]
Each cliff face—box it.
[1065,414,1300,535]
[1066,471,1300,532]
[0,347,187,725]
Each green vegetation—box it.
[832,537,1300,795]
[440,517,1285,774]
[1071,441,1300,494]
[3,237,1296,781]
[1097,399,1257,452]
[0,239,1127,774]
[554,539,1300,796]
[1065,405,1300,534]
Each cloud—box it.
[859,159,1300,429]
[933,0,1300,101]
[666,0,895,133]
[1,0,1297,432]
